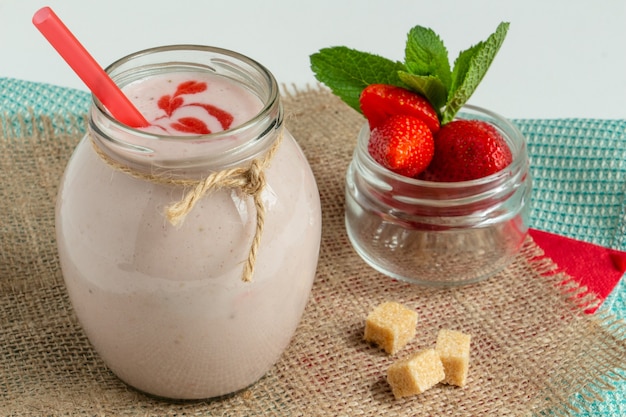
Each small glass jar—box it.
[55,45,322,399]
[345,105,531,286]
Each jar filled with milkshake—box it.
[55,45,322,399]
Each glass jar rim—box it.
[92,44,281,144]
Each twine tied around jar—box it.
[90,127,284,282]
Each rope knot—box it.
[241,159,266,196]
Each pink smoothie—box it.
[56,71,321,399]
[124,72,261,136]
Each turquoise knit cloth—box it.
[1,77,624,415]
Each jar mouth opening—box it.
[356,104,528,189]
[92,44,281,144]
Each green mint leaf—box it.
[448,42,483,97]
[310,47,406,113]
[443,22,510,123]
[397,71,447,115]
[404,25,452,92]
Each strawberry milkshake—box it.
[55,46,322,399]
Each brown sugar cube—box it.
[435,329,472,387]
[364,301,417,355]
[386,348,445,399]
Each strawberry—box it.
[368,114,434,177]
[359,84,440,134]
[420,119,512,182]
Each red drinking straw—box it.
[32,7,149,128]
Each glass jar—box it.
[55,45,322,399]
[345,105,531,286]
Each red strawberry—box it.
[359,84,440,134]
[421,119,512,182]
[368,114,435,177]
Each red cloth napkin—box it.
[528,228,626,313]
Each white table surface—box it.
[1,0,624,119]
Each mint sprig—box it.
[309,22,509,124]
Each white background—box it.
[1,0,624,119]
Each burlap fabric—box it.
[1,87,625,416]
